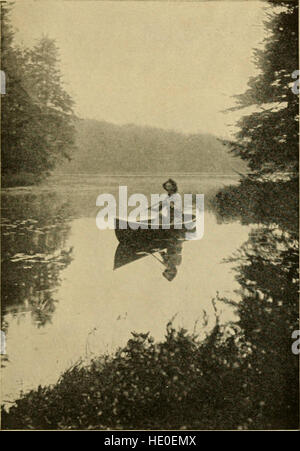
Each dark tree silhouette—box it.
[226,0,298,177]
[1,4,76,183]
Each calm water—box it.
[1,174,251,403]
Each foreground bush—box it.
[2,315,298,430]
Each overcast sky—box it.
[11,1,268,137]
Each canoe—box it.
[114,216,195,244]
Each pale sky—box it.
[11,1,268,137]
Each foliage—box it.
[2,304,298,430]
[54,119,246,175]
[0,323,246,430]
[225,224,299,429]
[213,1,299,428]
[214,176,299,233]
[1,4,76,180]
[226,1,298,176]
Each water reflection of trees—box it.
[214,178,299,233]
[214,179,299,428]
[1,193,73,328]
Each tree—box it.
[1,3,37,175]
[1,4,76,181]
[227,0,298,177]
[22,37,76,168]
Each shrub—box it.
[2,315,298,430]
[2,322,250,430]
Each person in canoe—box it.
[149,179,179,225]
[162,178,178,197]
[162,179,180,226]
[162,179,196,232]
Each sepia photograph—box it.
[0,0,299,433]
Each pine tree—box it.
[227,0,298,177]
[1,3,38,175]
[22,37,76,168]
[1,4,76,181]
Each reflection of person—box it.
[160,239,182,281]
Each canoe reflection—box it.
[114,236,183,281]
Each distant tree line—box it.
[1,3,76,185]
[58,119,246,175]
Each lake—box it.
[1,174,254,404]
